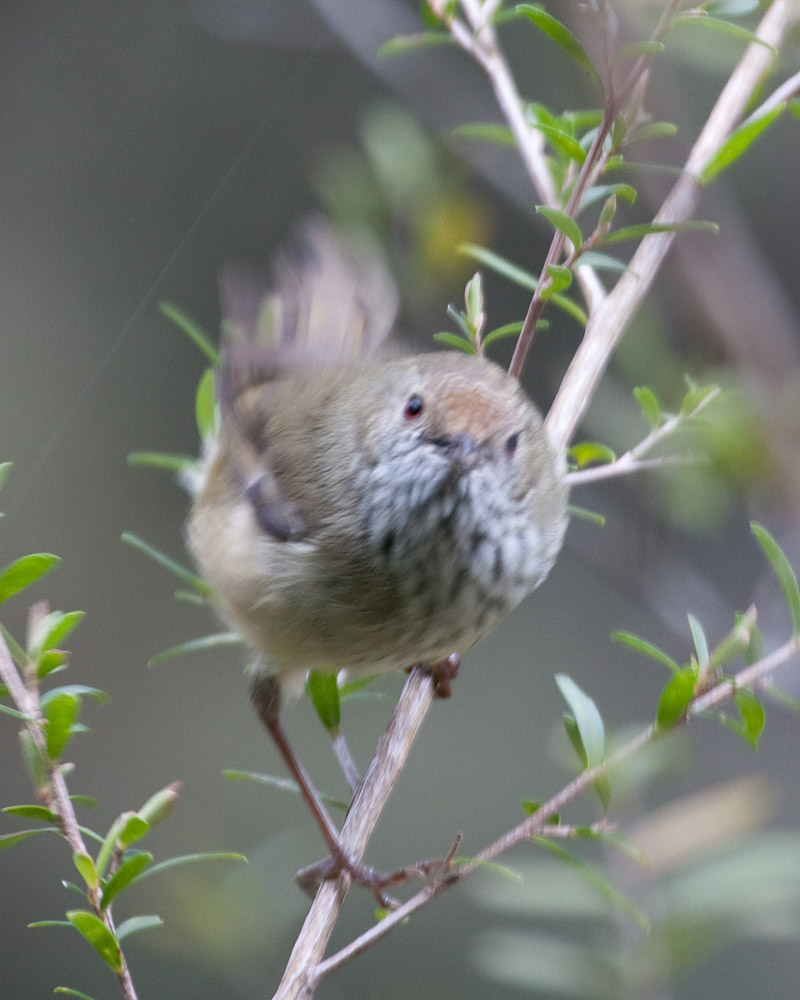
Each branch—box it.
[310,630,800,986]
[546,0,798,451]
[0,623,139,1000]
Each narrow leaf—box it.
[41,685,108,706]
[688,613,709,666]
[159,302,218,363]
[628,121,678,144]
[612,631,680,671]
[482,322,524,349]
[533,836,650,929]
[73,851,99,890]
[542,264,572,296]
[127,451,197,472]
[121,532,212,596]
[515,5,601,87]
[656,666,698,728]
[458,244,537,291]
[0,462,11,491]
[378,31,454,57]
[536,206,583,250]
[148,632,242,667]
[0,828,57,850]
[566,505,606,527]
[54,988,102,999]
[670,14,777,52]
[601,220,718,245]
[633,385,661,429]
[701,104,784,184]
[101,852,153,909]
[0,554,60,603]
[43,692,79,760]
[306,671,341,733]
[223,770,349,810]
[195,367,217,440]
[2,804,58,821]
[555,674,605,767]
[751,523,800,634]
[532,124,587,164]
[128,851,246,885]
[453,123,515,146]
[66,910,123,974]
[733,688,765,748]
[432,332,476,354]
[115,914,164,941]
[576,251,627,273]
[568,442,615,468]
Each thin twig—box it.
[312,631,800,985]
[546,0,797,451]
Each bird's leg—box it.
[250,673,416,904]
[407,653,461,699]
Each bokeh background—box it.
[2,2,799,998]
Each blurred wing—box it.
[215,219,398,542]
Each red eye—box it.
[404,394,424,420]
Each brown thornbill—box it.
[187,221,568,892]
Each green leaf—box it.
[680,382,718,417]
[751,523,800,634]
[536,206,583,250]
[29,609,85,662]
[453,122,515,146]
[733,688,765,748]
[159,302,218,363]
[378,31,455,57]
[43,692,79,760]
[542,264,572,296]
[707,0,759,14]
[482,322,525,349]
[118,813,150,848]
[19,729,49,790]
[66,910,123,974]
[464,271,484,327]
[148,632,242,667]
[568,442,615,469]
[670,13,777,52]
[633,385,661,429]
[687,613,709,666]
[115,914,164,941]
[601,220,718,245]
[555,674,605,768]
[195,367,217,440]
[432,332,474,353]
[579,183,637,210]
[764,684,800,717]
[613,40,665,63]
[73,850,99,889]
[612,631,680,672]
[137,782,181,828]
[128,851,247,885]
[2,804,58,821]
[514,5,601,87]
[459,244,537,291]
[576,251,627,273]
[121,532,212,597]
[306,671,341,733]
[532,124,587,164]
[0,827,57,850]
[532,836,650,929]
[701,103,785,185]
[54,988,103,999]
[0,703,30,721]
[628,121,678,144]
[101,851,153,909]
[656,666,698,728]
[0,553,60,604]
[40,685,109,707]
[224,770,349,810]
[566,505,606,527]
[0,462,11,492]
[127,451,198,472]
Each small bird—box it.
[187,221,568,889]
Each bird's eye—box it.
[404,394,424,420]
[505,431,520,456]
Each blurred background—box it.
[1,1,799,998]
